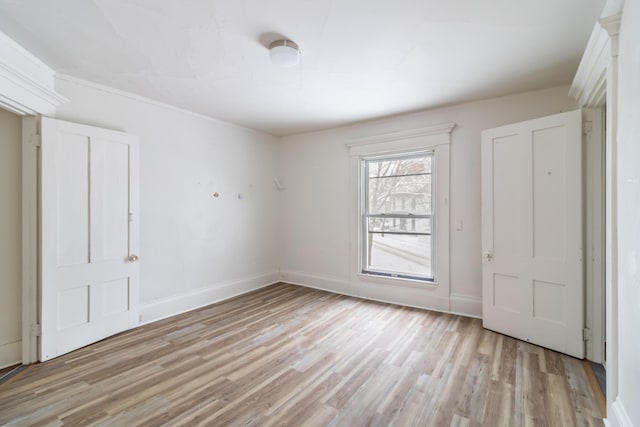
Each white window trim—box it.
[346,123,454,311]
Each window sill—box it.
[356,272,439,290]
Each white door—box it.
[40,117,140,361]
[481,110,583,358]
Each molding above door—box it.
[569,14,621,107]
[0,30,68,116]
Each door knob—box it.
[128,254,139,262]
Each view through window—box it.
[362,152,434,281]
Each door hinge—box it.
[583,327,592,341]
[31,324,41,337]
[582,122,593,135]
[30,135,41,148]
[128,212,133,222]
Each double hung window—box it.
[361,152,434,281]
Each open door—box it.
[40,117,140,361]
[481,110,583,358]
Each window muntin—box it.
[362,152,434,281]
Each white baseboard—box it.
[281,270,351,295]
[139,271,281,325]
[138,269,483,329]
[281,270,480,319]
[0,340,21,369]
[450,294,482,318]
[610,397,633,427]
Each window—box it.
[361,152,434,281]
[348,122,452,294]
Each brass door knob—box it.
[129,254,139,262]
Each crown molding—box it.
[345,122,455,148]
[0,30,68,115]
[598,14,622,37]
[568,21,609,107]
[569,13,622,108]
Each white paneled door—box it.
[40,117,140,361]
[481,110,583,358]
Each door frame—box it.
[569,9,622,421]
[0,30,68,365]
[22,116,40,364]
[583,108,605,364]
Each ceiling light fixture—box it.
[269,40,300,67]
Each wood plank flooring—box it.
[0,364,19,379]
[0,283,603,426]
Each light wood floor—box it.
[0,364,19,378]
[0,283,603,426]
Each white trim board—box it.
[569,20,611,107]
[281,271,482,318]
[21,116,39,365]
[450,294,482,318]
[609,397,633,427]
[280,270,349,295]
[347,123,453,314]
[0,30,68,115]
[570,3,624,425]
[139,271,281,325]
[583,108,606,364]
[345,122,456,148]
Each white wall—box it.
[54,77,282,323]
[0,107,22,368]
[280,86,577,316]
[615,0,640,424]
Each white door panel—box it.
[481,110,583,358]
[40,117,139,361]
[55,133,89,267]
[91,137,130,262]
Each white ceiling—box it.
[0,0,603,136]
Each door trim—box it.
[570,7,623,422]
[21,116,39,365]
[584,108,606,364]
[0,32,68,116]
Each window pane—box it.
[368,156,431,178]
[365,234,432,278]
[368,217,431,234]
[362,153,435,281]
[368,174,432,215]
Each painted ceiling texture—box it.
[0,0,604,135]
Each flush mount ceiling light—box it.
[269,40,300,67]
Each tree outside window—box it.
[363,152,434,280]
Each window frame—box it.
[360,151,436,282]
[347,122,453,296]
